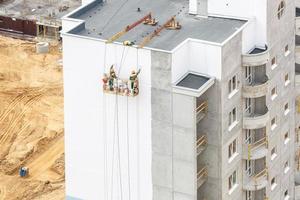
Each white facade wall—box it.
[63,35,152,200]
[172,40,222,83]
[208,0,267,49]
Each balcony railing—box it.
[242,46,269,66]
[243,168,268,191]
[243,137,268,160]
[243,76,269,98]
[296,96,300,114]
[197,166,208,189]
[243,107,269,129]
[196,101,208,123]
[196,135,207,156]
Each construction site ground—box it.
[0,35,64,200]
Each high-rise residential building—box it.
[62,0,296,199]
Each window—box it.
[284,190,289,199]
[271,177,277,190]
[271,57,277,69]
[271,147,277,160]
[285,73,290,86]
[271,86,278,100]
[277,1,286,19]
[285,45,290,56]
[245,129,252,144]
[245,98,252,114]
[228,170,237,192]
[284,131,290,144]
[246,190,253,200]
[228,139,237,159]
[284,160,290,173]
[284,102,290,115]
[271,117,277,130]
[245,160,253,176]
[228,75,238,96]
[245,66,252,84]
[228,107,237,129]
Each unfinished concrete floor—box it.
[0,36,64,200]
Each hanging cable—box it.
[115,91,123,200]
[110,99,117,200]
[126,95,131,200]
[103,93,108,200]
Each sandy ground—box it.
[0,36,64,200]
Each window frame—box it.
[228,170,237,192]
[228,74,238,97]
[228,139,237,159]
[277,1,286,19]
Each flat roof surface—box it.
[0,0,80,21]
[67,0,247,50]
[176,73,209,90]
[249,47,267,54]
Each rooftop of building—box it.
[0,0,81,22]
[173,72,215,97]
[66,0,247,51]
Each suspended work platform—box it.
[102,65,140,97]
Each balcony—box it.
[243,168,268,191]
[242,47,269,67]
[243,76,269,98]
[197,166,208,189]
[196,101,208,123]
[243,137,268,160]
[243,107,269,129]
[244,188,268,200]
[196,135,207,156]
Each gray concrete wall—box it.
[196,83,222,200]
[151,51,197,200]
[220,32,244,200]
[267,0,296,199]
[151,51,174,200]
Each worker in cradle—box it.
[129,69,141,95]
[109,65,117,91]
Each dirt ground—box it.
[0,36,64,200]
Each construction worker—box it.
[129,69,141,95]
[109,65,117,91]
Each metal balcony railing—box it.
[196,135,207,156]
[196,101,208,123]
[197,166,208,188]
[296,96,300,114]
[253,168,268,184]
[245,137,268,160]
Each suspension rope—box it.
[110,99,117,200]
[102,41,109,200]
[113,45,127,200]
[115,90,123,200]
[126,95,131,200]
[103,93,108,200]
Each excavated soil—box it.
[0,36,64,200]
